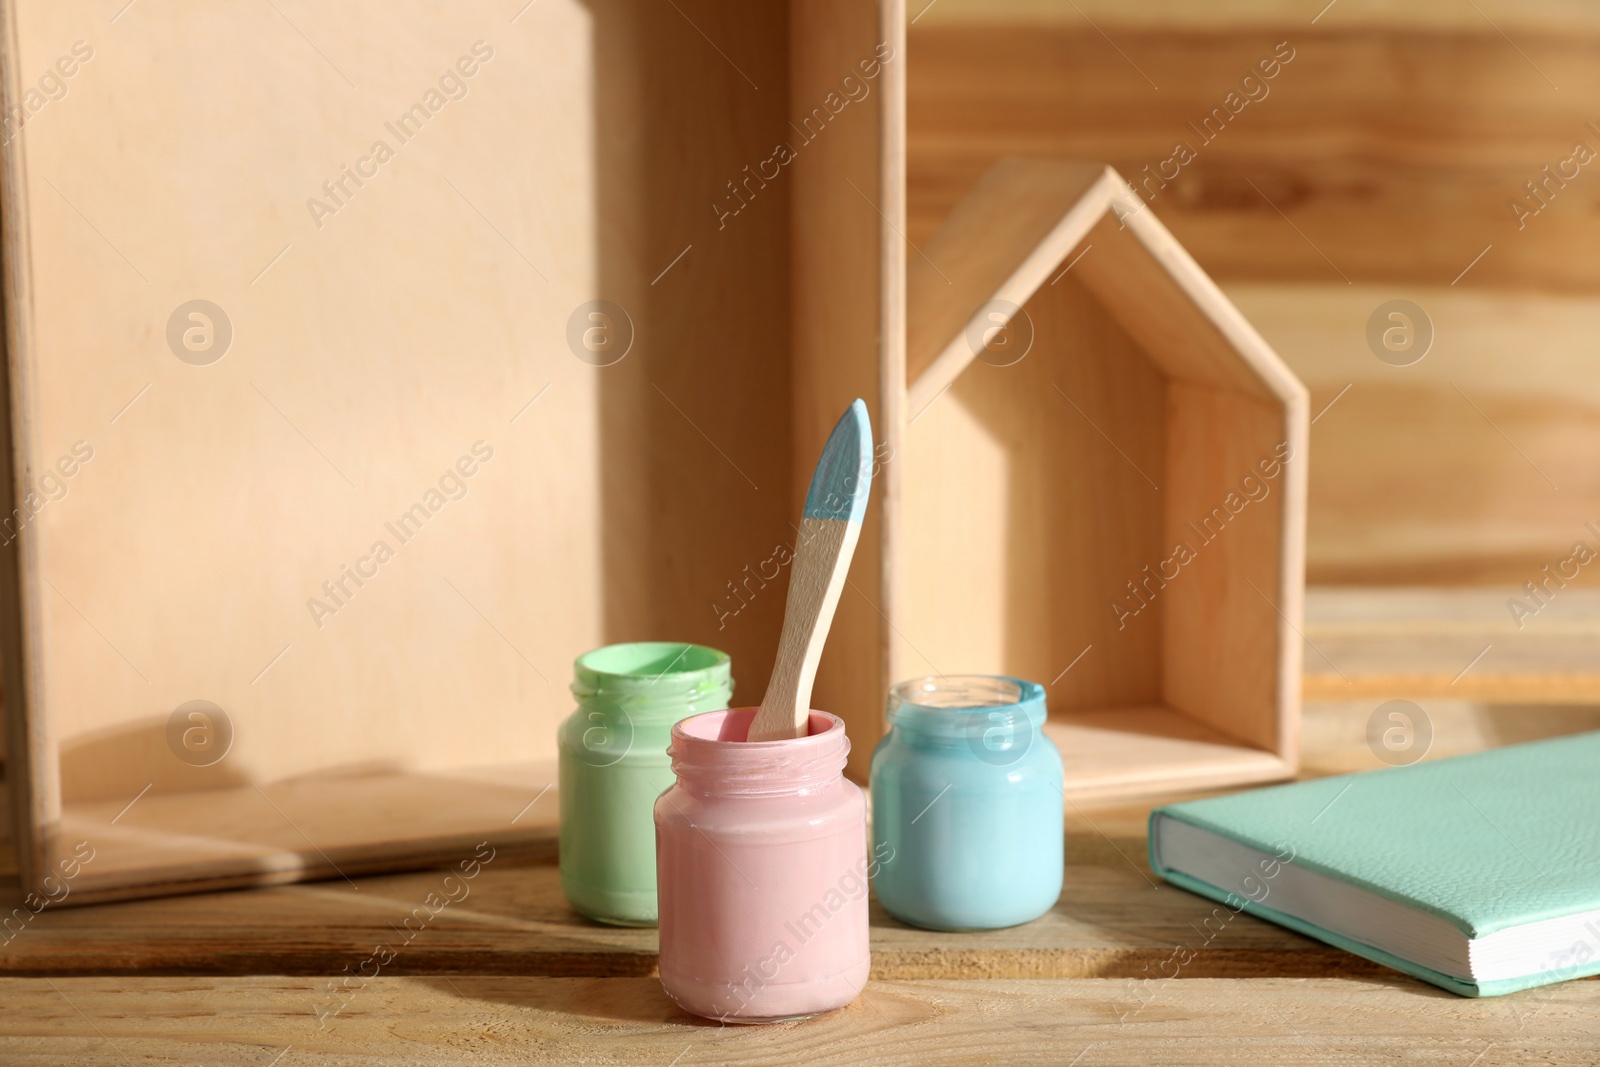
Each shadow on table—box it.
[416,975,710,1027]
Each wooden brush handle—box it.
[749,516,863,741]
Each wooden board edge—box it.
[868,946,1395,982]
[1109,173,1309,771]
[906,163,1119,414]
[40,829,558,909]
[0,946,661,979]
[0,0,55,901]
[1115,176,1309,411]
[1302,673,1600,703]
[1277,377,1309,774]
[878,0,906,757]
[789,0,904,780]
[1056,753,1296,805]
[0,943,1398,982]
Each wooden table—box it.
[2,699,1598,1064]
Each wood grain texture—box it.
[0,0,892,900]
[53,762,558,903]
[752,517,860,741]
[1231,284,1600,586]
[904,158,1110,408]
[2,2,650,885]
[1045,708,1291,802]
[905,14,1600,589]
[0,832,1358,980]
[1073,215,1290,404]
[919,0,1600,30]
[0,858,656,978]
[901,272,1168,708]
[1161,384,1297,757]
[1303,587,1600,701]
[0,700,1468,979]
[3,975,1597,1065]
[896,158,1304,798]
[0,796,1338,979]
[1297,695,1600,781]
[790,0,903,780]
[908,21,1600,291]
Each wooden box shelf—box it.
[859,158,1307,799]
[0,0,903,904]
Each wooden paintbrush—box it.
[748,399,874,742]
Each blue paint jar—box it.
[869,675,1063,930]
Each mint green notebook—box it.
[1148,732,1600,997]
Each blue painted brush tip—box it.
[803,399,873,524]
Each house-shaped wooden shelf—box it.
[885,158,1308,800]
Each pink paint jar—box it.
[654,708,871,1022]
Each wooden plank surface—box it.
[1044,708,1291,802]
[54,762,557,903]
[2,664,1598,1062]
[3,975,1597,1065]
[6,699,1599,979]
[1304,588,1600,701]
[0,790,1354,980]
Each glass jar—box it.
[870,675,1063,930]
[655,708,871,1022]
[558,642,731,926]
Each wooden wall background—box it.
[910,0,1600,586]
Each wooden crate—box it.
[0,0,903,904]
[864,158,1307,799]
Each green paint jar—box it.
[559,642,733,926]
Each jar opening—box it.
[571,643,733,725]
[577,641,727,681]
[890,675,1023,710]
[886,675,1047,739]
[669,709,850,793]
[677,707,830,743]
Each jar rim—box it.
[675,707,842,746]
[889,674,1043,712]
[572,642,730,699]
[669,708,850,792]
[885,675,1047,739]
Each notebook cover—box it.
[1148,731,1600,997]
